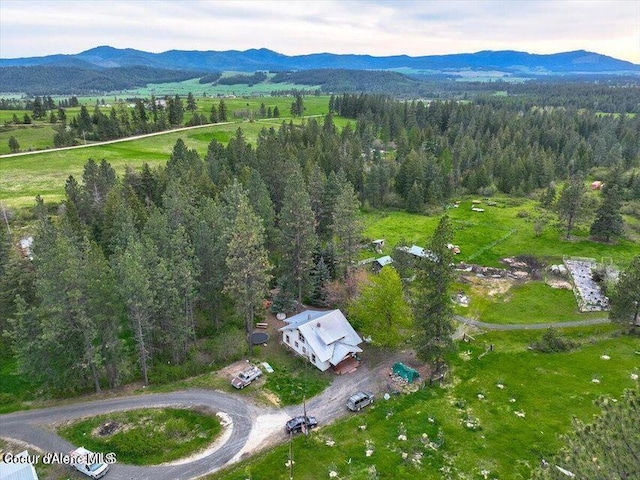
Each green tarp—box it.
[392,362,419,383]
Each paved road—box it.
[0,389,252,480]
[455,315,610,330]
[0,371,384,480]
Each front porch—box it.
[333,355,360,375]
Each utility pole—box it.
[288,429,294,480]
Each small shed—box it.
[373,255,394,273]
[392,362,420,383]
[372,239,385,252]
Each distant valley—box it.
[1,46,639,96]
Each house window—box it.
[298,331,305,343]
[285,335,290,344]
[311,353,316,363]
[302,346,307,354]
[295,341,299,348]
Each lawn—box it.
[58,407,222,465]
[208,327,640,479]
[458,280,605,325]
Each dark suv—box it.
[285,415,318,434]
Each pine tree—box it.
[309,256,331,307]
[224,194,272,352]
[556,173,588,239]
[218,99,228,122]
[331,179,363,278]
[210,104,219,123]
[8,136,19,153]
[186,92,197,113]
[413,215,455,362]
[406,181,424,213]
[112,237,155,385]
[590,184,624,242]
[532,387,640,480]
[278,166,317,303]
[608,255,640,333]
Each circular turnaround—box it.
[251,332,269,345]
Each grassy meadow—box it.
[0,93,331,155]
[363,199,640,267]
[209,326,639,480]
[456,280,604,325]
[119,75,321,97]
[0,95,336,209]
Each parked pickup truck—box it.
[69,447,110,479]
[231,365,262,389]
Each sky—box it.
[1,0,639,64]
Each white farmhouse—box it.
[279,309,363,372]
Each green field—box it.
[459,281,604,324]
[363,201,640,267]
[209,327,639,479]
[119,75,321,97]
[0,94,331,156]
[0,95,339,209]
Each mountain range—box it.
[2,46,639,75]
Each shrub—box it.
[531,328,578,353]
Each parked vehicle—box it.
[69,447,110,479]
[231,364,262,389]
[285,415,318,434]
[346,391,375,411]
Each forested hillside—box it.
[0,65,203,95]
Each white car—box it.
[69,447,109,479]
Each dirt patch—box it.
[259,390,281,407]
[96,421,120,436]
[545,278,572,289]
[462,274,514,298]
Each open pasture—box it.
[0,105,336,209]
[363,200,640,267]
[120,76,321,97]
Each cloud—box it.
[1,0,638,63]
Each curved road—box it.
[0,389,252,480]
[0,316,610,479]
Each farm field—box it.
[0,100,336,209]
[119,76,321,97]
[208,326,639,480]
[0,94,331,155]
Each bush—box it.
[531,328,578,353]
